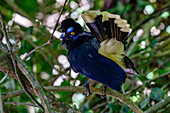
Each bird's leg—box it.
[101,85,107,98]
[83,79,91,96]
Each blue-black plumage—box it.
[68,42,127,91]
[59,11,138,92]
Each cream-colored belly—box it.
[98,39,125,69]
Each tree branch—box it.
[128,5,170,46]
[125,71,170,95]
[0,53,80,113]
[0,11,78,113]
[145,96,170,113]
[0,11,46,111]
[2,86,144,113]
[131,5,170,34]
[0,11,53,113]
[5,0,34,22]
[4,102,40,108]
[0,91,5,113]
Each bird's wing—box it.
[69,43,127,91]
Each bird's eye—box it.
[70,32,75,35]
[67,27,74,33]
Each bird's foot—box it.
[83,79,91,96]
[101,85,107,98]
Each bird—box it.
[59,10,138,95]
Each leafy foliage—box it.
[0,0,169,113]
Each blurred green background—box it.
[0,0,169,113]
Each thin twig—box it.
[0,74,8,84]
[23,0,68,60]
[0,3,68,111]
[157,58,170,69]
[22,41,50,60]
[5,0,34,22]
[0,10,45,111]
[157,104,170,113]
[50,0,68,41]
[128,5,170,46]
[91,102,107,110]
[132,5,170,33]
[4,102,41,108]
[125,71,170,95]
[0,54,78,112]
[0,90,5,113]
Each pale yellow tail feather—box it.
[98,39,125,69]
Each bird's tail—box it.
[81,10,132,44]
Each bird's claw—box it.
[83,79,91,96]
[101,85,107,98]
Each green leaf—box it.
[125,4,132,12]
[36,63,42,74]
[131,96,138,102]
[19,105,28,113]
[146,72,154,79]
[14,0,38,17]
[150,87,164,101]
[58,81,72,102]
[41,26,46,36]
[82,102,90,112]
[146,68,159,79]
[84,110,93,113]
[108,103,121,112]
[19,95,31,102]
[53,40,60,51]
[108,103,114,109]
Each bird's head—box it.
[59,18,84,45]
